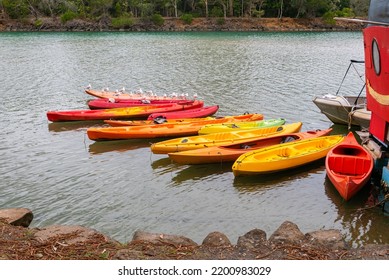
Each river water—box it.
[1,31,388,247]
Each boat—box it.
[46,100,204,122]
[85,88,194,100]
[150,122,303,154]
[348,108,371,130]
[87,98,196,109]
[197,118,285,134]
[358,0,389,212]
[325,132,373,201]
[87,114,265,141]
[104,117,215,127]
[232,134,344,176]
[312,60,370,127]
[312,94,368,126]
[147,105,219,120]
[104,112,260,127]
[168,128,333,165]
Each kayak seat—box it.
[279,147,292,157]
[328,155,371,176]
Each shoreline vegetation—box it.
[0,0,369,32]
[0,16,365,32]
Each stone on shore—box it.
[202,231,232,247]
[34,225,116,245]
[132,230,198,247]
[0,208,33,227]
[305,229,347,250]
[268,220,306,245]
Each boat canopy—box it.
[368,0,389,24]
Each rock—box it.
[113,249,146,260]
[305,229,347,250]
[268,221,306,246]
[202,231,231,247]
[0,208,33,227]
[33,225,115,245]
[237,229,269,250]
[132,230,198,247]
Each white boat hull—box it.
[312,94,368,126]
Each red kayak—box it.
[88,98,196,109]
[325,131,373,201]
[147,105,219,120]
[47,100,204,122]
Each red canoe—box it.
[147,105,219,120]
[47,100,204,122]
[87,98,196,109]
[325,131,373,201]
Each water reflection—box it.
[88,139,152,154]
[171,163,232,183]
[48,120,106,132]
[233,160,326,191]
[324,176,389,246]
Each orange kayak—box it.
[168,128,333,164]
[325,131,373,201]
[104,112,262,127]
[87,113,264,141]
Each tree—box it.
[290,0,306,17]
[278,0,283,19]
[350,0,369,17]
[2,0,30,19]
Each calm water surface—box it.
[1,31,388,247]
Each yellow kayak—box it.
[232,134,344,176]
[150,122,302,154]
[198,118,285,134]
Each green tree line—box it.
[0,0,369,21]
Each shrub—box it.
[151,14,164,26]
[34,19,43,28]
[322,11,336,25]
[111,16,134,29]
[216,17,225,25]
[252,10,265,18]
[210,6,224,18]
[180,14,193,25]
[61,10,77,24]
[2,0,29,19]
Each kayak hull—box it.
[325,132,373,201]
[168,128,333,164]
[232,134,344,176]
[151,122,303,154]
[47,101,204,122]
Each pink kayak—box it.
[88,98,196,109]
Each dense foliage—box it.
[0,0,369,21]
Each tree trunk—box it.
[278,0,283,20]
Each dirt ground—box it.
[1,220,389,260]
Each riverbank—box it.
[0,17,364,32]
[1,208,388,260]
